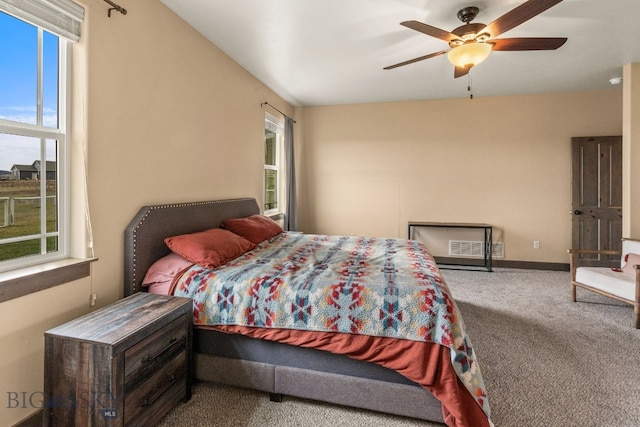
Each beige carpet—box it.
[158,268,640,427]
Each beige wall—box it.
[1,0,293,424]
[296,90,623,263]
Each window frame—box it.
[264,113,284,216]
[0,14,71,274]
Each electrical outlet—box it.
[90,293,97,306]
[533,240,540,249]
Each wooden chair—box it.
[568,238,640,329]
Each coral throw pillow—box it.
[165,228,255,269]
[222,214,284,244]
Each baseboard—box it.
[12,409,42,427]
[434,256,569,272]
[493,259,569,271]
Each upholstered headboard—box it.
[123,198,260,296]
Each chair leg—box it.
[571,283,576,302]
[634,305,639,329]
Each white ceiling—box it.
[160,0,639,106]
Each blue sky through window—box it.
[0,11,59,171]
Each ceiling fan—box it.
[384,0,567,78]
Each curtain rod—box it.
[103,0,127,17]
[261,102,296,123]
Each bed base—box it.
[124,198,445,423]
[194,353,444,421]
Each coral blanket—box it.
[173,232,491,426]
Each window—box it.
[264,113,284,215]
[0,10,69,272]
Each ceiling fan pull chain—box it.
[468,73,473,99]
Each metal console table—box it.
[408,222,493,272]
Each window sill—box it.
[0,258,97,303]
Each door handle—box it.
[570,210,582,215]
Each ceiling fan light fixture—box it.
[447,42,492,68]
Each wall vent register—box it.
[449,240,504,259]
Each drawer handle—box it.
[141,337,178,364]
[140,374,178,407]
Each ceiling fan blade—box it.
[483,0,564,39]
[454,66,470,79]
[400,20,460,43]
[490,37,567,51]
[383,50,448,70]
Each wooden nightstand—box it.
[44,293,192,426]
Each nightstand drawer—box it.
[125,350,188,426]
[124,315,188,386]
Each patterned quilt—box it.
[173,232,491,421]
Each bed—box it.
[124,198,492,427]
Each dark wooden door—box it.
[571,136,622,267]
